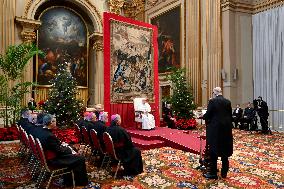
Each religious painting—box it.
[109,20,155,102]
[151,6,181,73]
[37,7,88,87]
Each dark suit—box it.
[106,121,143,176]
[28,101,37,110]
[203,95,233,176]
[232,108,243,128]
[17,117,34,134]
[35,128,88,186]
[241,107,256,130]
[255,99,269,132]
[163,107,175,128]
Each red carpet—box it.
[127,127,205,154]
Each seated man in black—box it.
[241,102,256,130]
[17,108,35,134]
[232,104,243,128]
[106,114,143,176]
[163,104,176,129]
[35,114,88,187]
[27,98,37,111]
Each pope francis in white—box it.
[137,98,155,130]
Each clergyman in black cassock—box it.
[36,114,88,186]
[106,114,143,176]
[203,87,233,179]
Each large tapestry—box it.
[104,13,160,127]
[151,6,181,73]
[37,7,88,87]
[110,20,154,102]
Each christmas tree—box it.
[167,68,196,128]
[44,61,83,128]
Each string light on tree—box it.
[44,61,83,128]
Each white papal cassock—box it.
[137,103,155,130]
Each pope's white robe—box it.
[137,103,155,130]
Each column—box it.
[89,32,104,106]
[15,17,41,105]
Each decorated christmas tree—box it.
[167,68,197,129]
[44,61,82,128]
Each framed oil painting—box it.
[150,5,181,73]
[37,7,88,87]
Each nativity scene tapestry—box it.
[104,12,159,127]
[37,7,88,87]
[105,14,158,103]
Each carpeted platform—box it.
[127,127,205,154]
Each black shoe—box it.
[203,173,218,179]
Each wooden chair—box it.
[102,132,121,179]
[34,138,75,189]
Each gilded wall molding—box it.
[221,0,284,14]
[221,0,254,13]
[15,17,41,43]
[108,0,125,14]
[24,0,102,32]
[254,0,284,13]
[89,32,103,51]
[108,0,146,18]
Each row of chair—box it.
[17,125,75,189]
[74,124,122,179]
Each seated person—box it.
[28,98,37,111]
[137,98,155,130]
[86,112,107,147]
[232,104,243,128]
[94,104,104,121]
[106,114,143,176]
[163,104,176,128]
[35,114,88,186]
[17,108,35,134]
[241,102,256,130]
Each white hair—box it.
[99,112,108,122]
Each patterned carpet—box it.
[0,129,283,189]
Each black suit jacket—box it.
[243,107,255,120]
[17,118,34,134]
[203,95,233,157]
[233,108,243,119]
[28,101,37,110]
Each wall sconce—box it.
[233,68,238,80]
[221,69,227,80]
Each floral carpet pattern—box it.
[0,130,283,189]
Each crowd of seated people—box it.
[17,109,88,187]
[17,103,145,183]
[77,111,143,176]
[232,102,257,131]
[232,98,269,133]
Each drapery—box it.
[253,7,284,131]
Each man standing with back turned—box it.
[203,87,233,179]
